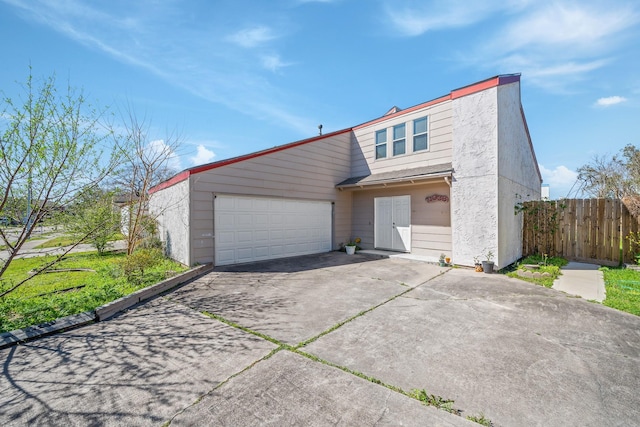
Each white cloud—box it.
[396,1,640,92]
[492,3,638,89]
[261,54,293,72]
[539,164,579,198]
[383,0,533,36]
[2,1,317,137]
[500,3,637,54]
[384,2,492,36]
[226,26,278,48]
[190,145,216,166]
[595,96,628,107]
[147,139,182,171]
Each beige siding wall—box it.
[149,180,191,266]
[350,181,451,257]
[189,132,353,265]
[351,101,453,177]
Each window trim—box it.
[413,116,428,152]
[392,123,406,157]
[375,129,387,159]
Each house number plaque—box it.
[425,194,449,203]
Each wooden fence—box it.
[521,199,639,266]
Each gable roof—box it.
[149,127,352,194]
[150,73,535,193]
[353,74,521,130]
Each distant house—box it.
[149,74,541,269]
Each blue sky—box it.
[1,0,639,199]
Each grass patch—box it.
[467,413,493,426]
[506,255,568,288]
[600,267,640,316]
[411,389,458,414]
[33,235,79,248]
[0,251,188,332]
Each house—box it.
[149,74,541,269]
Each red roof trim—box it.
[150,74,524,194]
[451,74,520,100]
[353,95,451,130]
[149,170,190,194]
[354,74,521,130]
[149,127,352,194]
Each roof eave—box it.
[336,171,453,190]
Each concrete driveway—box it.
[1,253,639,426]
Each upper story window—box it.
[393,124,405,156]
[375,129,387,159]
[413,116,428,151]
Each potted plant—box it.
[481,250,494,273]
[344,237,361,255]
[439,253,447,267]
[445,256,451,264]
[474,256,483,272]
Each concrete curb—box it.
[0,311,95,349]
[0,263,213,349]
[94,263,212,321]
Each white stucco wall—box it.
[451,87,499,267]
[149,179,191,266]
[497,83,541,267]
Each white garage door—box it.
[214,195,332,266]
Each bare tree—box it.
[577,145,640,217]
[0,69,123,297]
[576,154,626,198]
[112,109,182,255]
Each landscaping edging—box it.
[0,263,213,349]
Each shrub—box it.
[120,248,163,284]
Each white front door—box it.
[374,195,411,252]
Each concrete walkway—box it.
[553,262,606,302]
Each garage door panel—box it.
[217,249,235,264]
[254,246,270,258]
[269,199,284,210]
[237,214,253,226]
[254,214,269,226]
[254,230,269,241]
[215,195,332,266]
[217,213,235,228]
[217,231,235,245]
[236,198,253,210]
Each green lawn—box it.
[601,267,640,316]
[506,254,568,288]
[0,251,188,333]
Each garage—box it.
[214,195,333,266]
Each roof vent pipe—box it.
[318,124,323,135]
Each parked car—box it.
[0,216,20,226]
